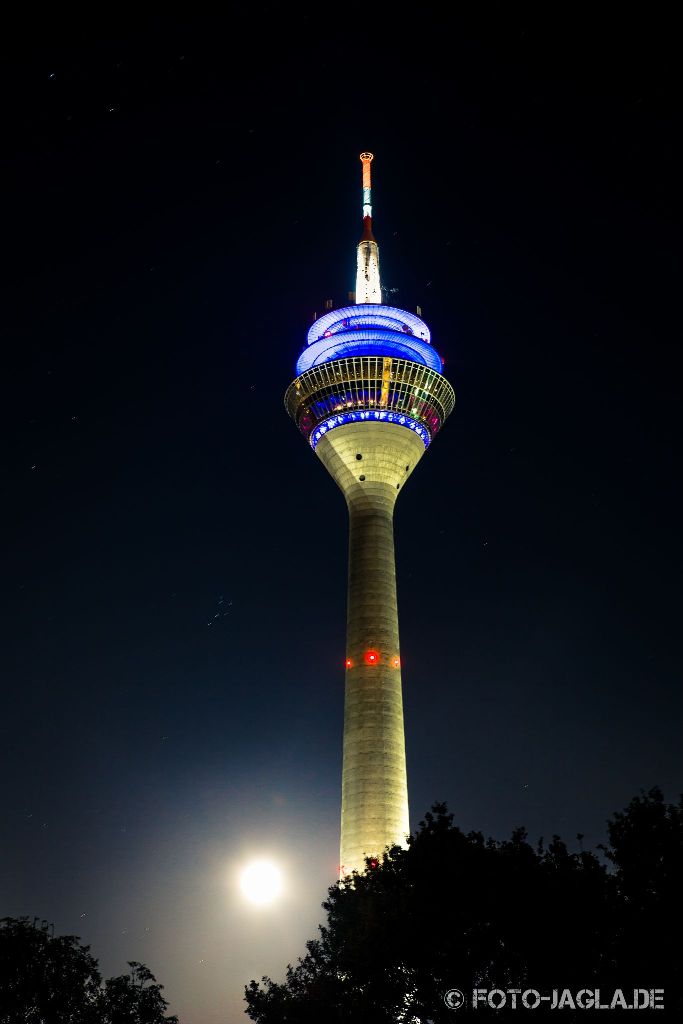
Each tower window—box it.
[356,454,362,460]
[359,475,366,481]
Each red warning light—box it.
[368,858,379,869]
[345,658,353,669]
[364,649,380,665]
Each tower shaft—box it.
[343,499,406,869]
[316,421,425,873]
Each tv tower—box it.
[285,153,455,876]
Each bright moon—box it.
[240,860,283,906]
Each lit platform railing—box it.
[285,355,455,446]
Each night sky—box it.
[2,10,680,1024]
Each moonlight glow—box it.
[239,860,283,906]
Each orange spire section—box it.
[359,151,374,238]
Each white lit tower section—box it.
[285,153,455,877]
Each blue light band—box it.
[298,304,443,373]
[308,305,431,346]
[310,410,431,450]
[296,329,442,375]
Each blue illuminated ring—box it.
[296,329,442,375]
[310,410,431,450]
[307,304,431,346]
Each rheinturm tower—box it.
[285,154,455,876]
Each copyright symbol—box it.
[444,989,465,1010]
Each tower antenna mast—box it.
[356,152,381,304]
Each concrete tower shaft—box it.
[315,421,426,873]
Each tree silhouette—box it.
[0,917,101,1023]
[245,790,682,1021]
[0,917,178,1023]
[601,787,683,998]
[101,961,179,1023]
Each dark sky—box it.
[2,9,680,1023]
